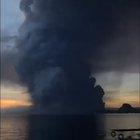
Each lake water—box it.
[1,113,140,140]
[104,114,140,140]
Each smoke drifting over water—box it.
[17,0,140,114]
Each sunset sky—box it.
[1,0,140,110]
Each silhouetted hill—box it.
[118,103,135,113]
[105,104,140,113]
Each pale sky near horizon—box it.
[1,0,140,109]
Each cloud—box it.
[91,5,140,73]
[1,44,19,83]
[0,0,23,84]
[2,0,140,85]
[1,0,24,36]
[1,0,140,111]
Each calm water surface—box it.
[1,113,140,140]
[104,114,140,140]
[1,115,29,140]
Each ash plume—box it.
[16,0,139,114]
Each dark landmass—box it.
[106,104,140,113]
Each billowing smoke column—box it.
[17,0,119,114]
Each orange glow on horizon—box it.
[105,99,140,108]
[0,97,139,109]
[105,90,140,108]
[0,99,32,109]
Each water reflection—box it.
[1,115,28,140]
[27,115,100,140]
[1,114,140,140]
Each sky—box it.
[1,0,31,109]
[0,0,140,109]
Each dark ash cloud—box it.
[16,0,140,114]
